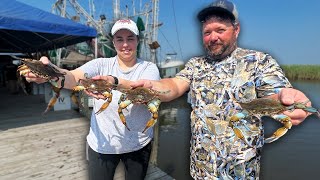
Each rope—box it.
[171,0,184,60]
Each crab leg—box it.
[291,101,320,117]
[17,75,29,95]
[95,91,113,115]
[42,84,64,115]
[229,123,253,147]
[42,85,61,115]
[264,127,289,144]
[264,114,292,143]
[71,86,83,109]
[17,64,28,71]
[228,112,258,147]
[17,65,30,76]
[59,76,65,89]
[72,86,86,91]
[42,94,58,114]
[302,106,320,117]
[70,91,79,107]
[118,95,131,131]
[142,99,161,133]
[229,112,247,122]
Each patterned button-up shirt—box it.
[176,47,292,179]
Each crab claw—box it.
[42,94,58,115]
[118,111,130,131]
[264,115,292,143]
[42,85,62,115]
[118,98,132,131]
[264,127,289,143]
[300,106,319,114]
[230,112,246,122]
[304,107,320,118]
[17,65,29,76]
[95,99,112,115]
[142,119,157,133]
[232,127,253,147]
[142,99,161,133]
[70,91,79,107]
[95,91,113,115]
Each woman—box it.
[25,19,160,180]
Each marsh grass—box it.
[281,65,320,81]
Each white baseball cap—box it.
[111,19,139,36]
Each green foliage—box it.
[281,65,320,80]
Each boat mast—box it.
[151,0,159,64]
[52,0,160,63]
[113,0,120,20]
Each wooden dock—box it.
[0,86,174,180]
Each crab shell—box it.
[117,87,169,132]
[18,59,66,80]
[17,58,66,115]
[238,98,287,115]
[119,87,167,104]
[74,79,117,93]
[230,98,319,145]
[72,79,118,115]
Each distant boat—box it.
[158,53,184,78]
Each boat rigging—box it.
[52,0,161,65]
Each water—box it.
[158,94,193,180]
[157,80,320,180]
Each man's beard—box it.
[205,42,236,61]
[205,44,228,60]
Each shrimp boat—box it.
[51,0,161,67]
[158,53,184,78]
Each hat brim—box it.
[197,7,235,22]
[112,28,139,36]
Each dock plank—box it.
[0,87,174,180]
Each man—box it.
[131,0,312,179]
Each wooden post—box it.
[149,120,159,165]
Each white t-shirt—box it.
[79,56,160,154]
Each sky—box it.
[15,0,320,65]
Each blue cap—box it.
[197,0,238,22]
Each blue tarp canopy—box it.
[0,0,97,53]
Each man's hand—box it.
[278,88,312,125]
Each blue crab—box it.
[72,78,117,114]
[17,58,66,114]
[118,87,170,132]
[230,98,319,144]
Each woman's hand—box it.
[23,56,51,84]
[82,75,116,100]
